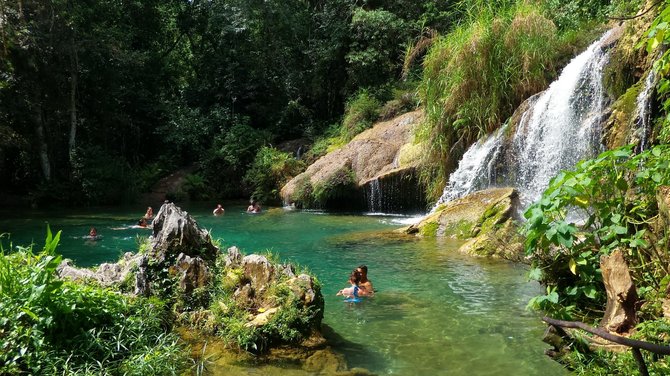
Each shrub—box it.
[524,146,670,319]
[341,90,381,142]
[0,229,187,375]
[244,146,306,205]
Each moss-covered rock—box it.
[402,187,524,262]
[281,110,425,210]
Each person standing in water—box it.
[213,204,225,216]
[247,200,261,213]
[356,265,374,296]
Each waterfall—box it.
[366,178,382,213]
[432,126,506,210]
[635,70,657,151]
[432,30,614,210]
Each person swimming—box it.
[356,265,374,297]
[144,206,153,219]
[247,199,261,213]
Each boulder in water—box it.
[403,187,524,261]
[281,110,426,211]
[150,202,218,263]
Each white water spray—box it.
[432,30,614,210]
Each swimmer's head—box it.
[356,265,368,276]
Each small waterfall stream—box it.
[367,178,382,213]
[433,30,615,210]
[636,70,657,151]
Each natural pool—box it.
[0,203,568,376]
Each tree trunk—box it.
[68,39,78,165]
[34,98,51,182]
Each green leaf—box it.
[583,285,598,299]
[569,258,577,275]
[528,267,543,281]
[547,291,559,304]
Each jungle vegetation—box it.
[0,0,638,206]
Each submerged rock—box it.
[403,187,524,262]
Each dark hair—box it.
[349,270,362,285]
[357,265,368,274]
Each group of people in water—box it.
[88,200,263,238]
[337,265,374,302]
[212,200,262,215]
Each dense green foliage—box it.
[0,229,186,375]
[524,146,670,318]
[0,0,457,206]
[244,146,306,204]
[520,5,670,372]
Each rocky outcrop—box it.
[202,248,325,353]
[601,9,657,150]
[281,110,426,211]
[57,252,144,292]
[150,203,218,263]
[403,188,524,262]
[57,203,326,358]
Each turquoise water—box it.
[0,203,567,376]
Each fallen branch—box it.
[542,316,670,355]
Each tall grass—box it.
[417,1,561,200]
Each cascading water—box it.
[366,178,382,213]
[432,126,506,209]
[635,70,657,151]
[433,29,615,210]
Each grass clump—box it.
[418,2,562,200]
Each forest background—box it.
[0,0,638,206]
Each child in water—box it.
[336,270,362,300]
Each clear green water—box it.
[0,203,568,376]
